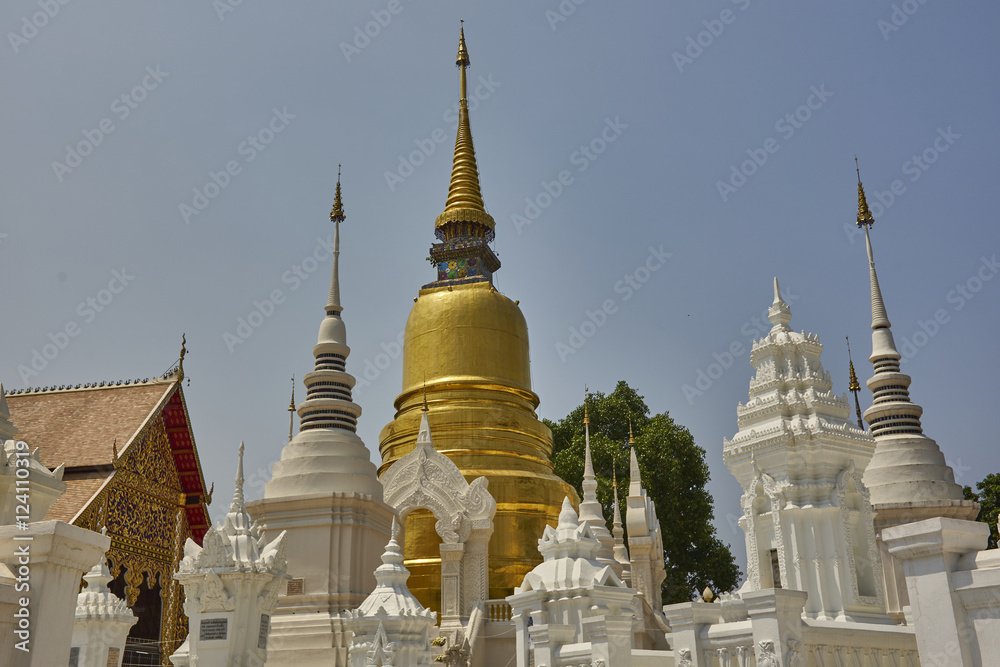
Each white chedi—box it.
[347,516,437,667]
[724,278,885,622]
[508,498,635,667]
[171,442,289,667]
[72,554,137,667]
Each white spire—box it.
[354,516,431,617]
[611,468,630,580]
[768,277,792,331]
[300,172,358,431]
[415,401,434,449]
[266,172,383,499]
[858,214,965,505]
[577,391,614,565]
[628,442,642,497]
[865,225,892,331]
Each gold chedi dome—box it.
[378,25,577,609]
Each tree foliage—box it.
[544,381,741,603]
[963,473,1000,549]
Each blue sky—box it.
[3,0,998,579]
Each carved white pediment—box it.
[382,439,496,543]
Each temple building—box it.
[5,21,1000,667]
[376,25,578,608]
[3,352,212,664]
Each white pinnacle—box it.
[859,220,965,505]
[264,171,383,499]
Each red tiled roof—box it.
[46,473,113,522]
[6,379,211,542]
[7,382,173,469]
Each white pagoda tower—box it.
[853,165,979,621]
[248,173,395,666]
[724,278,886,621]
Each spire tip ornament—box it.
[855,156,875,229]
[846,336,864,429]
[330,164,345,223]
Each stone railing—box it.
[484,599,512,623]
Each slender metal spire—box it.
[435,22,495,234]
[856,159,891,331]
[327,165,344,315]
[288,375,296,442]
[846,337,864,429]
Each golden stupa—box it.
[378,25,578,609]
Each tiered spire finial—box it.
[855,159,892,332]
[231,441,246,513]
[855,156,875,229]
[434,22,495,234]
[846,337,864,429]
[327,167,344,314]
[578,385,613,562]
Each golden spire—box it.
[435,21,495,234]
[288,375,296,411]
[628,418,635,446]
[855,156,874,228]
[583,384,590,426]
[847,336,864,429]
[330,164,345,223]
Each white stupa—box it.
[852,165,978,621]
[248,172,395,667]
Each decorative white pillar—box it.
[171,443,289,667]
[0,521,109,667]
[71,556,137,667]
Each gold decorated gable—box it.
[75,412,191,666]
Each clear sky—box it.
[3,1,999,581]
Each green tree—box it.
[963,473,1000,549]
[545,381,741,604]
